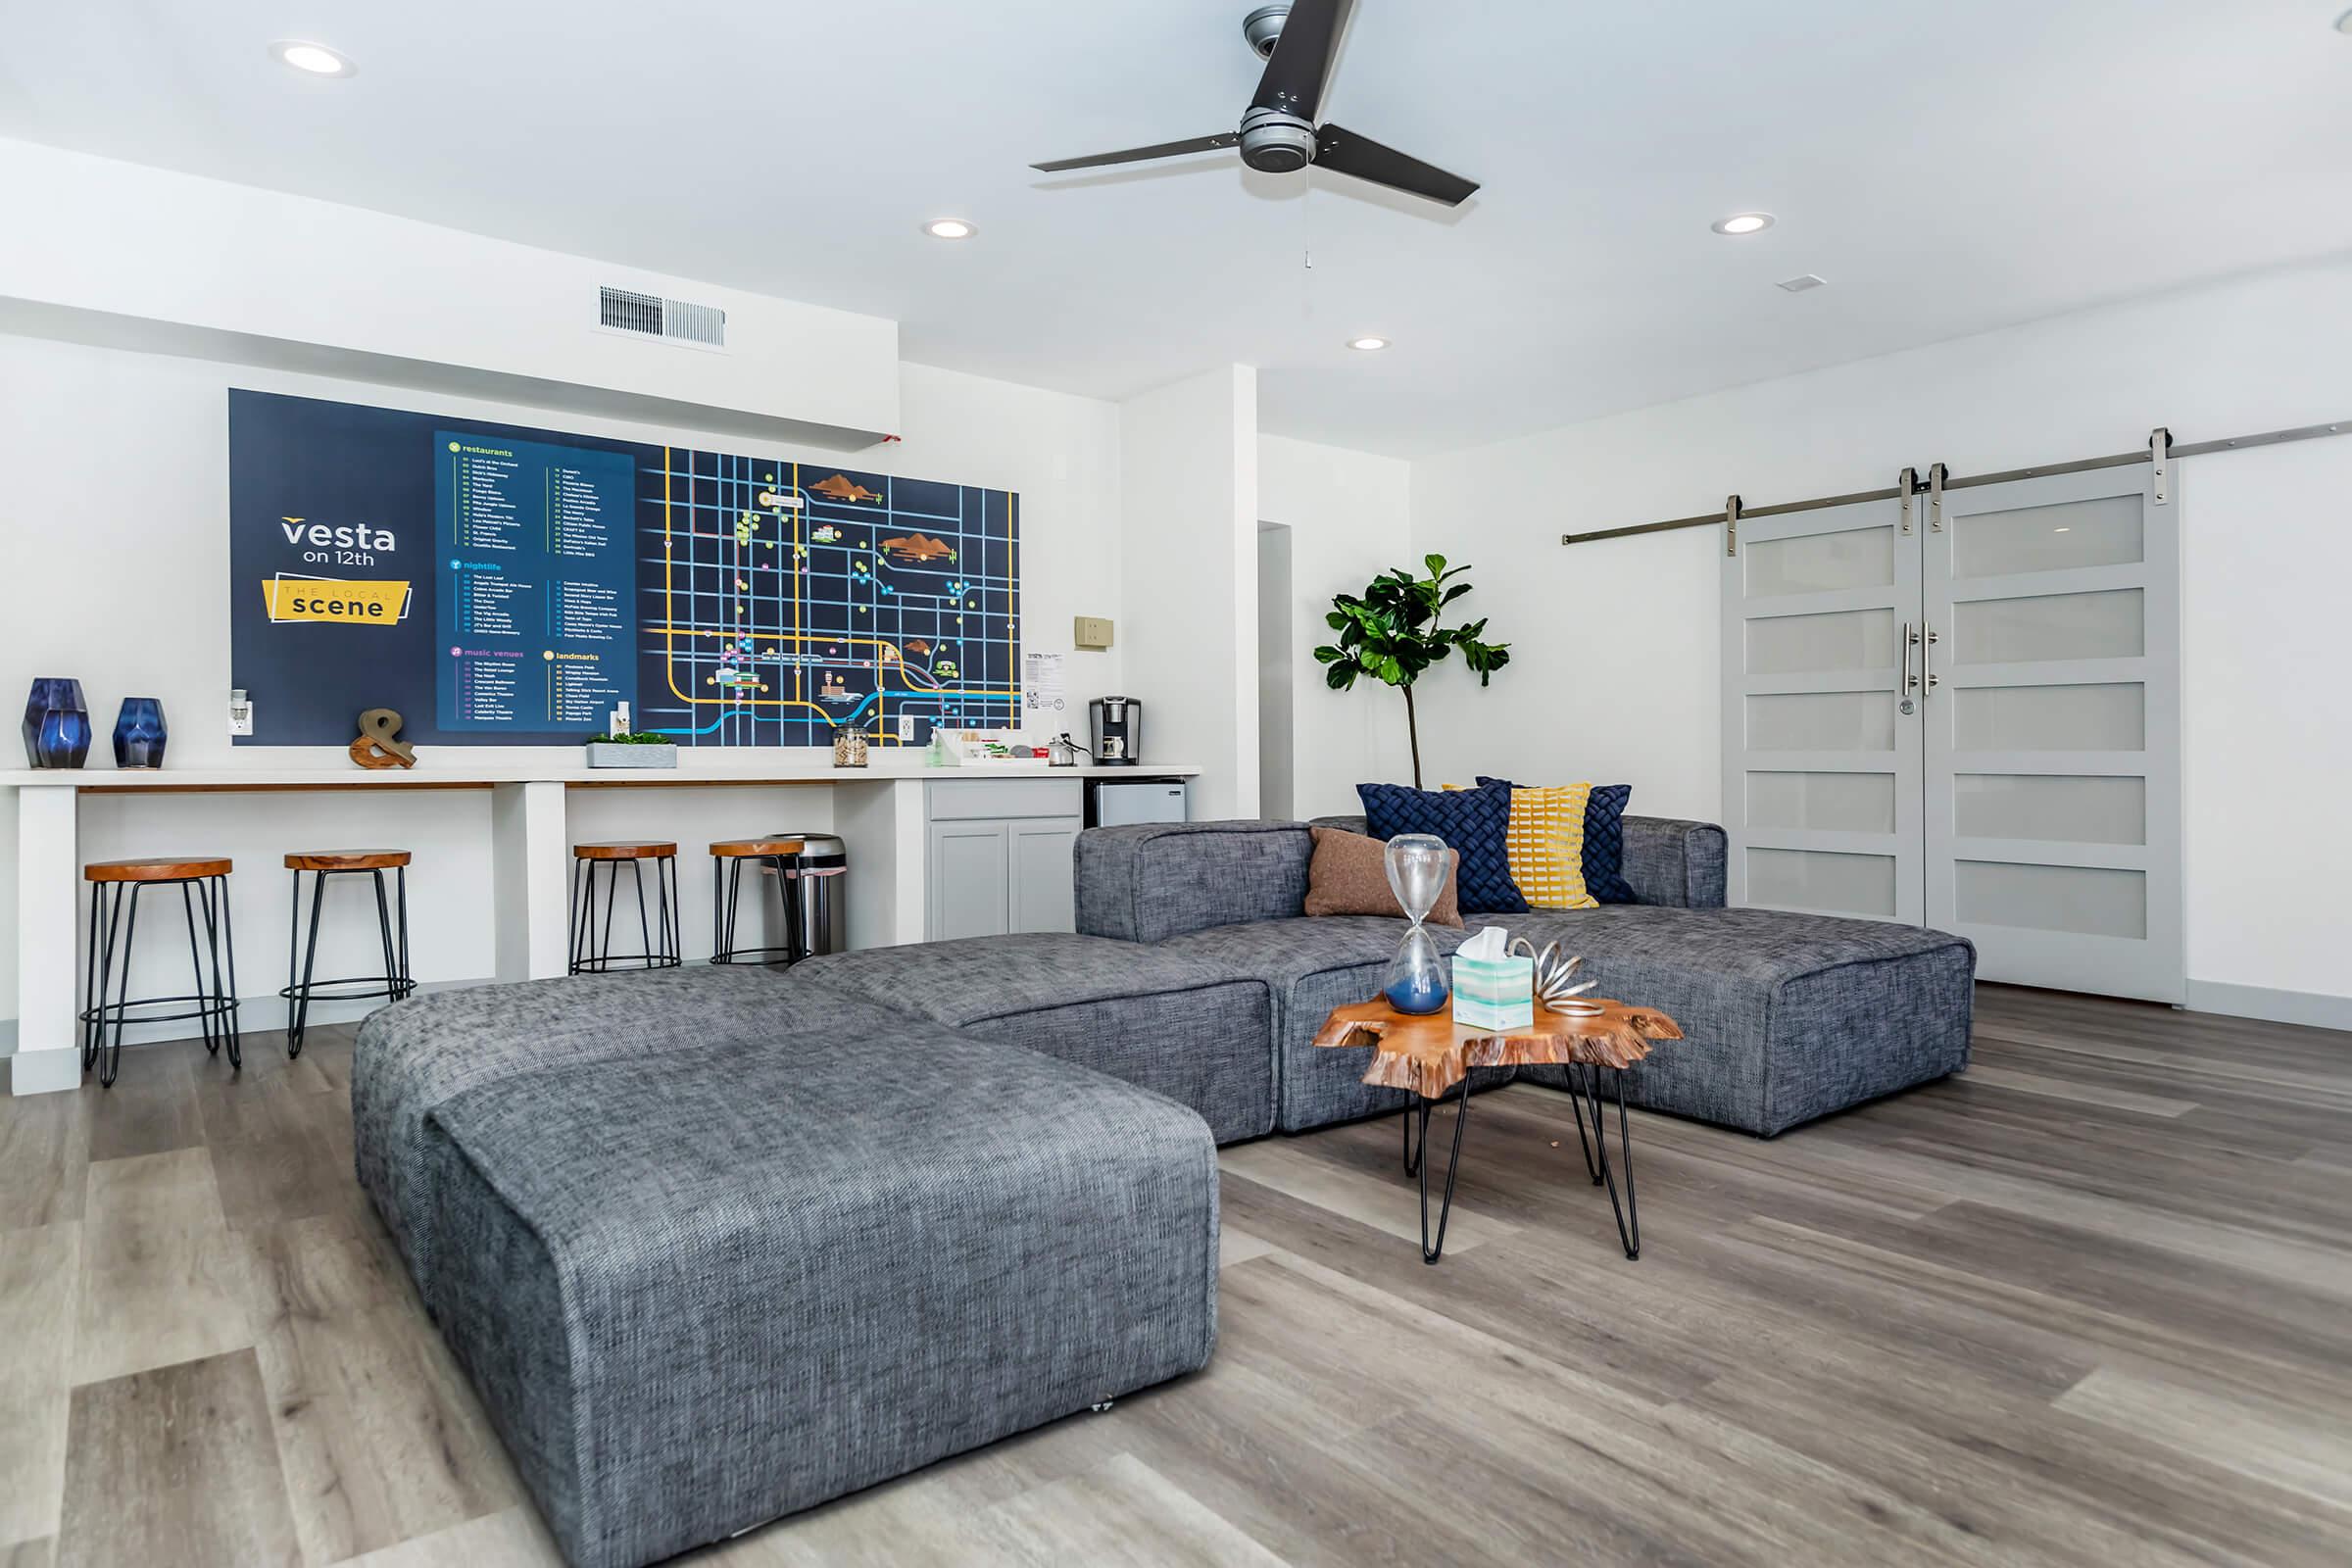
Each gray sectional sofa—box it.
[351,811,1974,1567]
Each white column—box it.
[490,780,571,981]
[1118,365,1260,818]
[833,778,928,950]
[12,784,81,1094]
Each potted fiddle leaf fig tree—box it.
[1313,555,1509,788]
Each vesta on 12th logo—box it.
[281,514,399,566]
[263,515,411,627]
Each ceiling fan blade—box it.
[1250,0,1350,120]
[1032,133,1239,173]
[1312,122,1479,206]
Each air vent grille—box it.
[1776,273,1828,293]
[598,286,727,348]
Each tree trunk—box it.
[1402,681,1422,789]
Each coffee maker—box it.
[1089,696,1141,766]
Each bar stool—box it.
[281,851,416,1059]
[570,842,680,973]
[709,838,807,965]
[80,857,241,1088]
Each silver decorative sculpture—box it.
[1509,938,1602,1017]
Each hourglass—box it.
[1380,833,1452,1014]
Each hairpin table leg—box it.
[1416,1077,1475,1264]
[1576,1063,1641,1260]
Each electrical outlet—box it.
[1073,615,1114,651]
[227,689,255,737]
[899,714,915,742]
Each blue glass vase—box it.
[113,697,168,769]
[23,678,91,768]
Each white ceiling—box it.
[4,1,2349,456]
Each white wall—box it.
[0,138,898,444]
[1408,258,2352,1013]
[1258,434,1418,816]
[0,335,1123,1038]
[1119,367,1258,819]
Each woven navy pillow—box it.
[1478,776,1636,905]
[1357,781,1527,914]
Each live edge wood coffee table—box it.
[1312,997,1683,1264]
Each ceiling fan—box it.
[1031,1,1479,207]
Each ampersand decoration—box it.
[350,708,418,770]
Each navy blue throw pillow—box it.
[1357,782,1527,914]
[1478,776,1636,905]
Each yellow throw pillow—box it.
[1446,781,1597,909]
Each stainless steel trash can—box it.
[765,832,846,960]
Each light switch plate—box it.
[1073,615,1114,650]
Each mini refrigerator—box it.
[1087,777,1190,827]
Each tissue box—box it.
[1452,953,1535,1032]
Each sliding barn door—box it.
[1722,495,1924,924]
[1922,466,2182,1002]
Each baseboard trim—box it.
[2184,980,2352,1033]
[7,1047,81,1095]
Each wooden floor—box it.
[3,984,2349,1566]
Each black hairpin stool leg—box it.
[102,884,144,1089]
[288,870,326,1058]
[81,880,105,1073]
[206,872,242,1071]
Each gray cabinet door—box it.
[1007,817,1080,934]
[926,820,1011,942]
[1721,492,1924,924]
[1923,465,2182,1002]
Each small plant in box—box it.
[585,731,679,768]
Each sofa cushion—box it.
[1303,825,1462,925]
[1075,820,1313,944]
[353,964,851,1300]
[1358,780,1527,914]
[1472,906,1974,1135]
[1154,916,1504,1133]
[423,1028,1217,1568]
[799,933,1277,1142]
[1617,818,1727,908]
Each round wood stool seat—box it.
[79,858,241,1087]
[573,841,677,860]
[284,850,412,872]
[709,837,807,858]
[85,856,232,883]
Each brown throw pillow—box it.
[1302,826,1463,926]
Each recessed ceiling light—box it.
[923,218,976,240]
[1348,336,1391,352]
[270,40,356,76]
[1712,212,1775,235]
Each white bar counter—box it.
[5,755,1198,1094]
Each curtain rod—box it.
[1557,417,2352,547]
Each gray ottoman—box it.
[801,933,1278,1142]
[1505,906,1976,1136]
[421,1025,1218,1568]
[353,964,837,1301]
